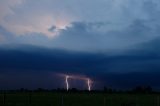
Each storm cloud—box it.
[0,44,160,89]
[1,0,160,90]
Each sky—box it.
[0,0,160,90]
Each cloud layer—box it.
[1,0,160,89]
[1,0,160,53]
[0,45,160,89]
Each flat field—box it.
[0,92,159,106]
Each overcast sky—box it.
[0,0,160,90]
[1,0,160,52]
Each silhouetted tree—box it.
[146,86,152,93]
[132,86,152,93]
[69,88,78,92]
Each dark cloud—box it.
[0,45,109,73]
[0,43,160,73]
[48,26,57,32]
[99,72,160,90]
[0,44,160,89]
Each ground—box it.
[0,92,159,106]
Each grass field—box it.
[0,92,159,106]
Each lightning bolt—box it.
[65,75,69,91]
[59,73,93,91]
[87,78,91,91]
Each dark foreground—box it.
[0,92,159,106]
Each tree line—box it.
[0,85,156,94]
